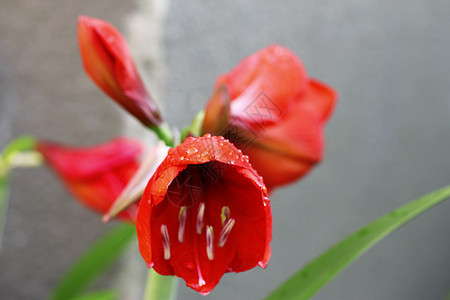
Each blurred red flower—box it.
[136,134,272,294]
[37,138,144,222]
[202,45,337,189]
[78,15,162,127]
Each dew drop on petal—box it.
[186,147,198,155]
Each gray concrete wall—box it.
[0,1,138,299]
[1,0,450,299]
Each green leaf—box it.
[266,185,450,300]
[0,135,37,250]
[51,224,136,300]
[143,269,178,300]
[1,135,36,162]
[0,175,10,250]
[70,290,118,300]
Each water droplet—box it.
[186,147,198,155]
[203,133,211,138]
[180,156,185,161]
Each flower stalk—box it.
[143,269,178,300]
[150,123,175,147]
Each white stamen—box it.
[218,218,235,247]
[206,226,214,260]
[220,206,230,225]
[178,206,187,243]
[198,277,206,287]
[196,202,205,234]
[161,224,170,260]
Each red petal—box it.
[216,45,308,125]
[37,138,144,222]
[78,15,162,127]
[297,79,337,122]
[201,85,230,135]
[36,138,143,179]
[136,135,272,294]
[203,45,337,189]
[242,79,336,188]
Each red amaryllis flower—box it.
[36,138,144,222]
[202,45,337,189]
[78,16,162,127]
[136,134,272,294]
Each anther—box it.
[206,226,214,260]
[220,206,230,225]
[218,218,235,247]
[196,202,205,234]
[178,206,187,243]
[161,224,171,260]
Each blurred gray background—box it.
[1,0,450,299]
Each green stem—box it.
[189,110,205,138]
[150,123,175,147]
[143,269,178,300]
